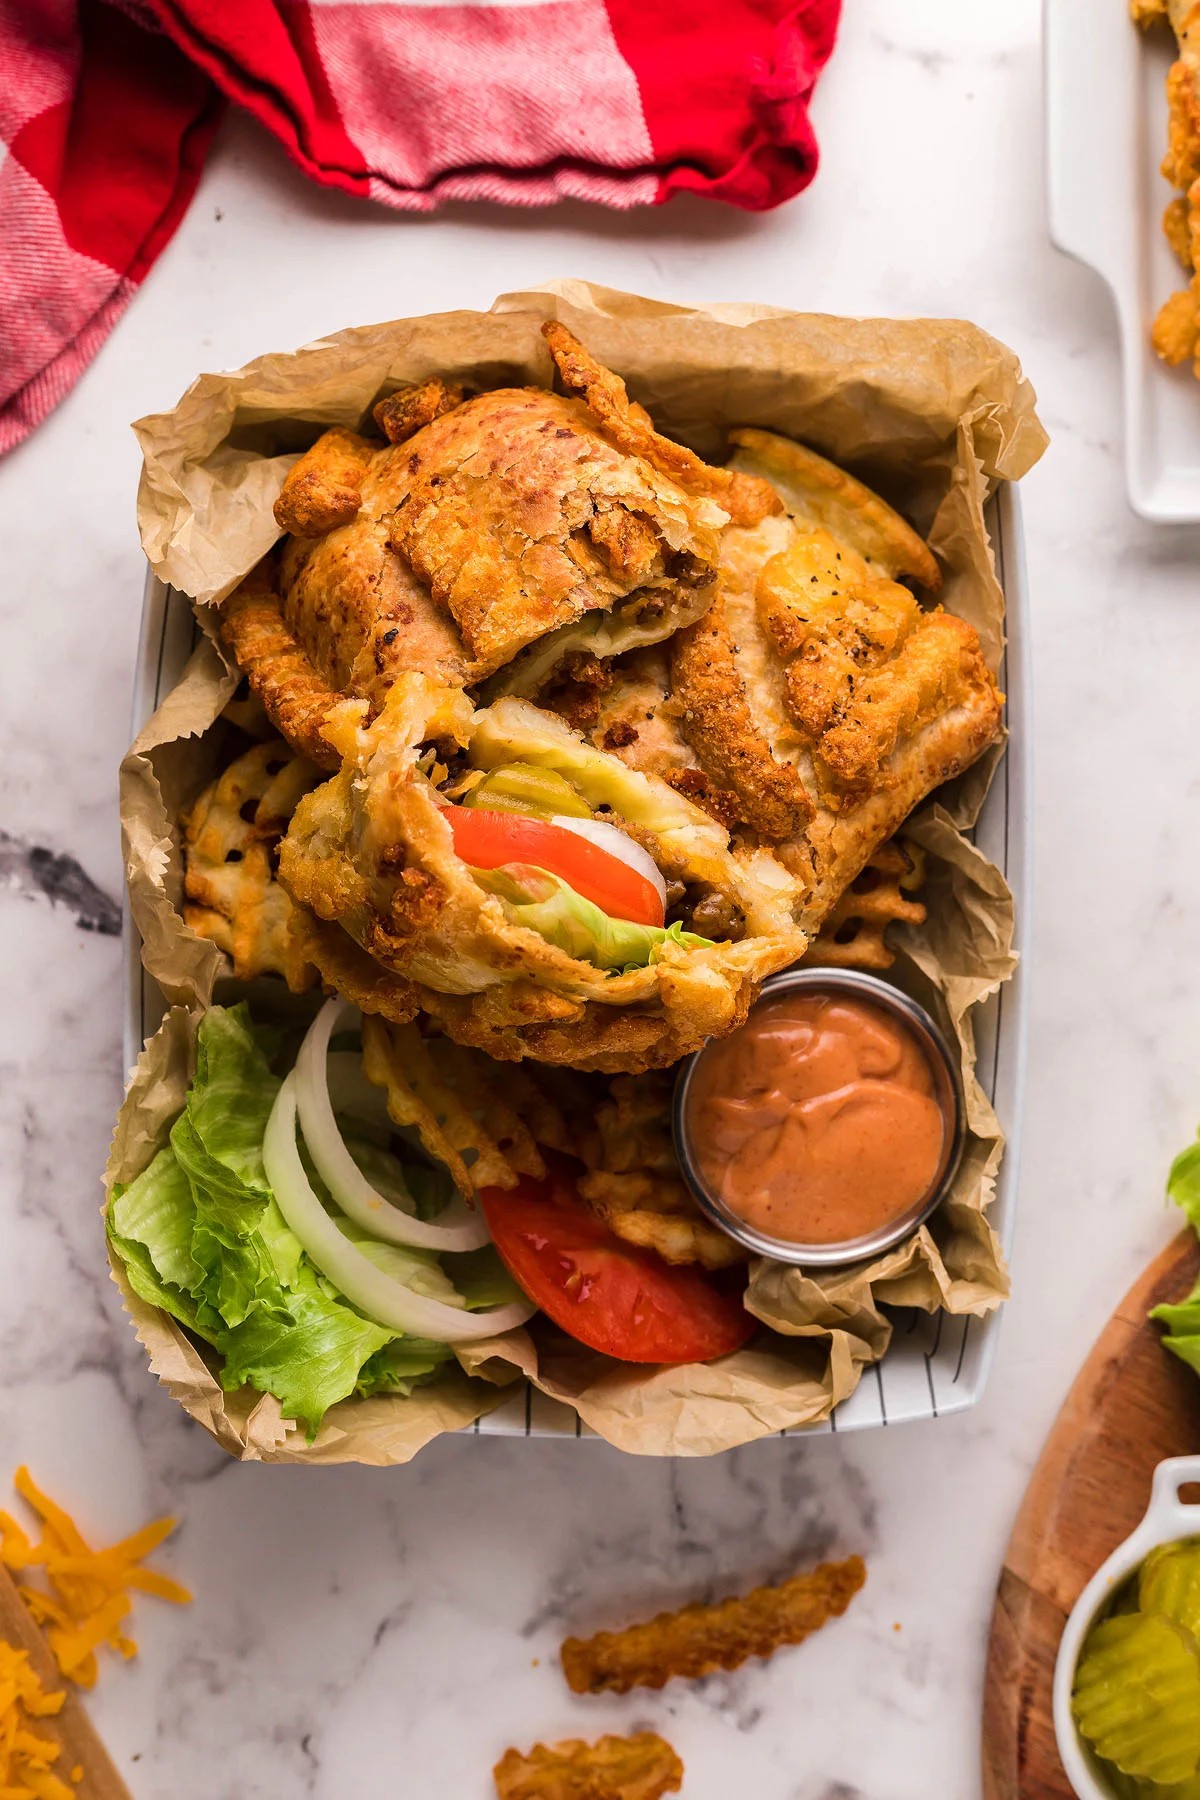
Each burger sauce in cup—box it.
[673,970,964,1266]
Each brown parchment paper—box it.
[113,281,1044,1463]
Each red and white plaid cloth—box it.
[0,0,841,455]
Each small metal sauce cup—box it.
[672,967,966,1267]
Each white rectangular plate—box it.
[126,487,1029,1439]
[1046,0,1200,521]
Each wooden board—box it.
[982,1227,1200,1799]
[0,1560,132,1799]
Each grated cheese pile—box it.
[0,1467,191,1689]
[0,1641,81,1800]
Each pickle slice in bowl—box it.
[1071,1612,1200,1785]
[1140,1540,1200,1641]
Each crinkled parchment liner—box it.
[111,281,1045,1463]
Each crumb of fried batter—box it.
[373,377,465,444]
[1165,193,1194,265]
[540,651,614,731]
[1153,286,1200,363]
[665,767,744,829]
[1163,58,1200,192]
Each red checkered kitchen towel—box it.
[0,0,841,455]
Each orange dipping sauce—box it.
[683,991,950,1248]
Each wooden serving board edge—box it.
[982,1226,1200,1800]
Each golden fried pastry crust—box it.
[277,675,806,1073]
[278,459,473,704]
[494,1734,683,1800]
[1163,24,1200,191]
[671,595,815,839]
[218,560,347,770]
[757,528,992,789]
[543,321,782,527]
[273,427,376,537]
[560,1555,866,1694]
[729,427,941,591]
[1165,192,1194,264]
[182,738,321,989]
[553,447,999,940]
[234,358,733,759]
[372,376,465,444]
[384,387,721,677]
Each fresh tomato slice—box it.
[480,1161,754,1365]
[446,808,665,928]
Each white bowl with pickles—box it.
[1054,1456,1200,1798]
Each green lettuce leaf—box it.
[110,1146,204,1294]
[212,1258,401,1427]
[472,864,713,971]
[107,1004,461,1438]
[356,1337,455,1399]
[1151,1124,1200,1373]
[1168,1133,1200,1232]
[447,1245,526,1311]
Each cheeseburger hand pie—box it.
[218,326,749,769]
[277,675,806,1073]
[546,427,1002,941]
[204,326,1000,1072]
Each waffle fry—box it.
[580,1073,746,1269]
[561,1554,866,1694]
[803,838,926,971]
[494,1734,683,1800]
[577,1168,747,1269]
[182,739,321,989]
[359,1019,739,1264]
[360,1016,597,1195]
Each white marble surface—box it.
[3,1,1200,1794]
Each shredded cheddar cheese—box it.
[0,1469,191,1689]
[0,1640,76,1799]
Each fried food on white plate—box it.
[217,328,742,766]
[1138,0,1200,373]
[276,673,807,1073]
[551,429,1000,938]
